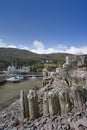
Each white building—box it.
[7,65,16,74]
[20,66,30,73]
[7,65,30,74]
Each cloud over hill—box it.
[0,39,87,54]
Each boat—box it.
[6,76,20,83]
[6,75,23,83]
[15,75,24,80]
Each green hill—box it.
[0,48,72,70]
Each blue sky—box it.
[0,0,87,54]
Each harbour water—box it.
[0,77,42,111]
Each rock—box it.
[66,123,71,130]
[52,115,57,121]
[73,116,77,122]
[0,123,5,128]
[23,124,29,129]
[0,127,4,130]
[57,124,62,130]
[3,128,8,130]
[11,118,20,127]
[10,127,17,130]
[23,118,29,124]
[35,122,40,127]
[74,112,82,120]
[2,114,7,119]
[78,124,85,130]
[67,117,72,123]
[25,128,31,130]
[17,127,24,130]
[28,123,35,128]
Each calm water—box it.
[0,78,42,111]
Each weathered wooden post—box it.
[28,89,39,119]
[43,92,49,116]
[20,90,29,118]
[59,90,71,115]
[48,92,60,117]
[70,86,84,108]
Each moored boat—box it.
[6,76,20,83]
[6,75,23,83]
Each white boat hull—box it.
[6,76,22,83]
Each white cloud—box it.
[30,40,69,54]
[33,40,44,49]
[0,38,87,54]
[31,40,45,53]
[19,45,30,50]
[47,48,57,53]
[8,45,17,48]
[31,40,59,54]
[0,39,17,48]
[65,46,87,54]
[56,44,68,50]
[31,40,87,54]
[0,39,7,47]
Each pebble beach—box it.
[0,92,87,130]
